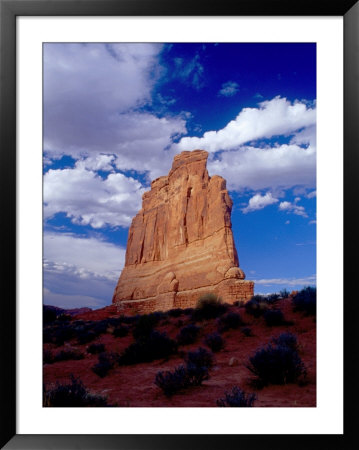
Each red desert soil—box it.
[43,298,316,407]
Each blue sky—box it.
[43,43,316,309]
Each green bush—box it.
[43,375,108,407]
[192,293,227,321]
[176,324,200,345]
[43,349,54,364]
[113,325,129,338]
[280,288,290,298]
[167,308,184,318]
[217,386,256,407]
[155,366,189,397]
[217,312,243,332]
[272,332,298,350]
[246,342,305,386]
[155,348,214,396]
[292,286,316,315]
[263,309,286,326]
[245,296,270,317]
[53,349,84,362]
[204,333,224,352]
[119,331,177,365]
[87,343,105,354]
[92,352,119,378]
[132,313,162,339]
[241,327,253,337]
[185,347,214,370]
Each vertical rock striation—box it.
[113,150,254,314]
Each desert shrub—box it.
[119,331,177,365]
[247,343,306,386]
[54,349,84,362]
[113,325,129,338]
[120,315,140,325]
[168,308,183,318]
[87,343,105,354]
[185,347,214,370]
[155,348,213,396]
[43,349,54,364]
[266,293,280,303]
[217,311,243,332]
[192,293,227,321]
[176,324,200,345]
[43,305,59,324]
[132,313,162,339]
[263,309,286,326]
[292,286,316,315]
[183,307,194,315]
[56,313,72,322]
[77,329,97,345]
[185,362,210,386]
[43,323,75,346]
[43,375,107,407]
[241,327,253,337]
[106,317,123,327]
[280,288,290,299]
[204,333,224,352]
[245,296,270,317]
[272,333,298,350]
[155,365,189,396]
[92,352,118,378]
[217,386,256,407]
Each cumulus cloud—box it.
[44,43,187,179]
[218,81,239,97]
[207,143,316,192]
[44,165,144,228]
[43,233,125,308]
[176,96,316,153]
[278,200,308,217]
[254,275,316,286]
[242,192,278,213]
[44,232,125,280]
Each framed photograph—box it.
[1,0,357,448]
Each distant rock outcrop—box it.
[112,150,254,314]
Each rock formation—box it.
[112,150,254,314]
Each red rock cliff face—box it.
[113,150,254,314]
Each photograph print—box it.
[43,42,316,407]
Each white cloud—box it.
[254,275,316,286]
[173,54,204,89]
[307,190,316,199]
[208,143,316,191]
[43,287,106,309]
[218,81,239,97]
[44,166,144,228]
[43,233,125,308]
[75,154,116,172]
[44,43,187,180]
[278,200,308,217]
[44,232,125,281]
[176,96,316,153]
[242,192,278,213]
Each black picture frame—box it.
[1,0,357,448]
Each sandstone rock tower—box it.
[113,150,254,314]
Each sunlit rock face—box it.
[112,150,254,314]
